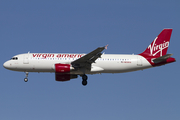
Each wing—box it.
[71,45,108,70]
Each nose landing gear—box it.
[82,74,88,86]
[24,72,29,82]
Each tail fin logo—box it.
[148,37,169,56]
[139,29,172,58]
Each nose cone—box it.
[3,61,11,69]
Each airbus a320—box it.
[3,29,176,86]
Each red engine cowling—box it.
[55,63,71,73]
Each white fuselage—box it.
[3,29,175,85]
[3,53,152,75]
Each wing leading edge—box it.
[71,45,108,71]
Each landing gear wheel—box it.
[82,74,88,80]
[24,72,29,82]
[82,80,87,86]
[82,74,88,86]
[24,78,28,82]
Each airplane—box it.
[3,28,176,86]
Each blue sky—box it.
[1,1,179,120]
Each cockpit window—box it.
[11,57,18,60]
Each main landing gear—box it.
[24,72,29,82]
[82,74,88,86]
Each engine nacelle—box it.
[55,63,72,73]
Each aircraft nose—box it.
[3,61,10,69]
[3,61,7,68]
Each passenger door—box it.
[23,53,29,64]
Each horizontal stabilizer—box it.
[152,54,173,63]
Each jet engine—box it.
[54,63,77,81]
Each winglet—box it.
[105,44,108,49]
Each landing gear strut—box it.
[24,72,29,82]
[82,74,88,86]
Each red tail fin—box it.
[139,29,172,58]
